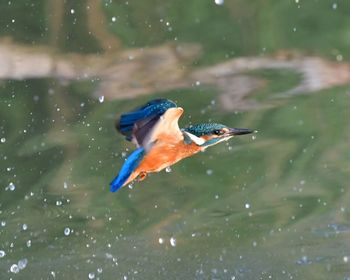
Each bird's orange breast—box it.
[136,140,203,173]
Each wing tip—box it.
[115,118,121,132]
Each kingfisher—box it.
[110,99,254,192]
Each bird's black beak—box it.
[228,128,255,136]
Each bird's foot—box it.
[137,172,148,182]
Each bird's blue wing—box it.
[116,99,177,144]
[110,147,145,192]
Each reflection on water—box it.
[1,1,350,279]
[1,41,349,111]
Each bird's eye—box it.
[213,129,224,135]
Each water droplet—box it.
[165,166,172,173]
[344,256,349,262]
[111,16,116,22]
[332,3,337,10]
[245,203,250,209]
[252,135,256,140]
[1,221,6,227]
[70,9,75,14]
[206,169,213,176]
[6,182,15,191]
[97,268,103,274]
[0,250,5,258]
[195,81,201,86]
[98,95,105,103]
[26,240,31,247]
[64,227,71,236]
[10,264,19,273]
[170,237,176,247]
[56,200,62,206]
[1,138,6,143]
[214,0,224,5]
[88,272,95,279]
[9,182,15,191]
[22,224,28,231]
[158,238,164,244]
[296,255,311,265]
[63,182,68,189]
[18,258,28,270]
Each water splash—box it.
[64,227,71,236]
[5,182,15,191]
[18,258,28,270]
[214,0,224,5]
[170,237,176,247]
[165,166,172,173]
[10,264,19,274]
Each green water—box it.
[1,1,350,279]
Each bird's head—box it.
[182,123,254,147]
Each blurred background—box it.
[0,0,350,279]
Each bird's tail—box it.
[110,147,145,192]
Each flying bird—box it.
[110,99,254,192]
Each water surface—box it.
[1,1,350,279]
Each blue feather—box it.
[117,99,177,141]
[110,147,145,192]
